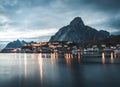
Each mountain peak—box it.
[49,17,110,42]
[70,17,85,27]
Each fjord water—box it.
[0,53,120,87]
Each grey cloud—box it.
[0,0,120,41]
[62,0,120,12]
[108,18,120,29]
[0,22,7,26]
[83,0,120,11]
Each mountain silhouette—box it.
[50,17,110,42]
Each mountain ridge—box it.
[4,40,36,49]
[49,17,110,42]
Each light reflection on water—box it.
[101,52,119,64]
[38,54,43,84]
[111,52,114,64]
[102,52,105,64]
[24,53,27,80]
[0,53,120,87]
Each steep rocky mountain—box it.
[49,17,110,42]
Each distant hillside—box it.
[4,40,27,49]
[79,35,120,48]
[4,40,36,49]
[50,17,110,42]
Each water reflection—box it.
[101,52,116,64]
[114,52,117,58]
[24,53,27,80]
[31,54,35,60]
[1,53,120,87]
[102,52,105,64]
[38,54,43,84]
[64,53,73,66]
[111,52,114,64]
[51,53,58,59]
[78,52,81,64]
[51,53,58,65]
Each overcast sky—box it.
[0,0,120,42]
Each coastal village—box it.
[1,41,120,56]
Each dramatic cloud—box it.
[0,0,120,42]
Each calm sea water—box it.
[0,53,120,87]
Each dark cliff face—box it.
[49,17,110,42]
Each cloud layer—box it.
[0,0,120,41]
